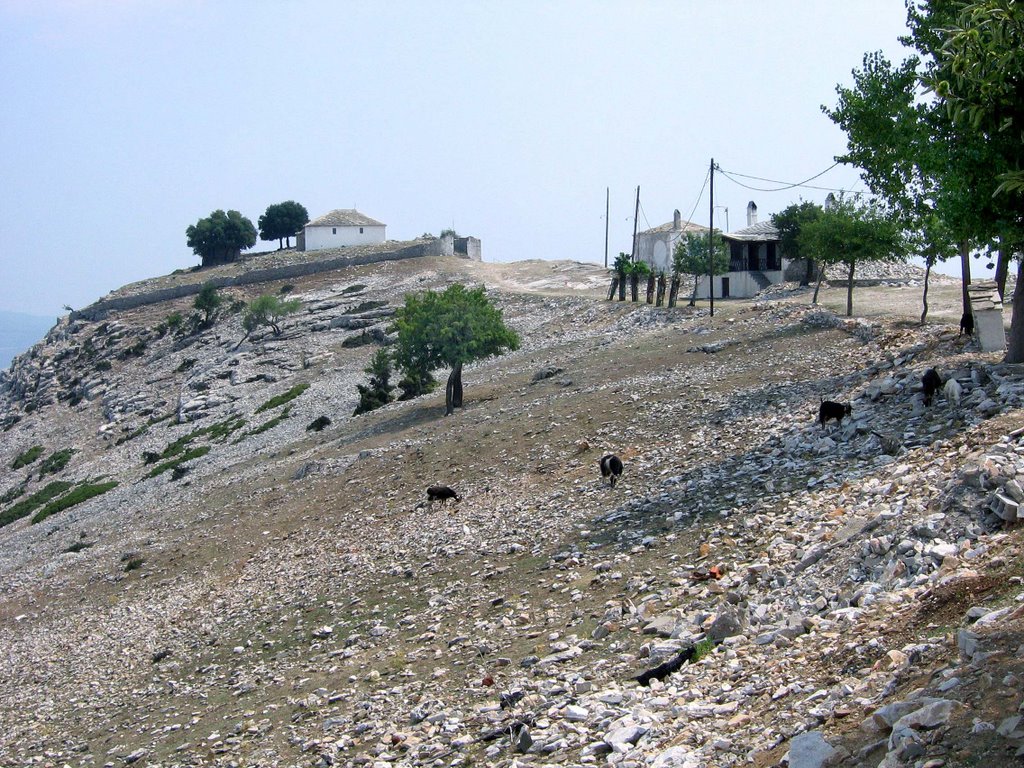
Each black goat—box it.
[599,454,623,488]
[921,367,942,406]
[959,311,975,338]
[427,485,460,505]
[818,399,852,430]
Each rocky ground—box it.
[1,256,1023,768]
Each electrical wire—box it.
[716,162,849,193]
[637,198,652,231]
[684,168,711,226]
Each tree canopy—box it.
[194,282,223,327]
[241,294,301,339]
[392,284,520,416]
[772,201,825,286]
[798,197,906,316]
[672,231,729,306]
[186,210,257,267]
[258,201,309,250]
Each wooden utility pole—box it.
[604,187,610,269]
[630,186,640,262]
[708,159,715,317]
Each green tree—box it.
[392,284,520,416]
[193,282,223,327]
[241,294,301,340]
[186,210,257,267]
[258,201,309,250]
[772,201,824,285]
[353,349,396,415]
[612,252,630,301]
[627,260,651,302]
[673,232,729,307]
[798,197,906,317]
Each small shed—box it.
[298,209,386,252]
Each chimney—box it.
[746,201,758,227]
[673,209,681,230]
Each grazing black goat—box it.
[818,399,852,430]
[599,454,623,488]
[960,311,975,338]
[922,367,942,406]
[427,485,460,506]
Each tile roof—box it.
[638,219,708,235]
[307,209,386,228]
[721,221,780,242]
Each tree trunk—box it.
[668,276,680,308]
[618,275,626,301]
[630,274,639,302]
[846,261,855,317]
[444,371,455,416]
[656,274,666,306]
[1006,258,1024,363]
[920,256,933,325]
[646,274,656,304]
[995,237,1010,300]
[802,258,814,287]
[451,362,463,408]
[959,240,972,317]
[812,269,825,305]
[278,238,283,250]
[608,277,618,301]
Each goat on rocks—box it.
[599,454,623,488]
[922,367,942,406]
[818,399,852,430]
[944,376,962,406]
[427,485,460,506]
[960,311,975,338]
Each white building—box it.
[635,210,708,274]
[298,209,386,252]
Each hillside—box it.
[1,255,1023,768]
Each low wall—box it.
[71,238,450,322]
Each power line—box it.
[637,198,652,231]
[716,162,850,193]
[685,168,711,225]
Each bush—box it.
[122,554,145,571]
[0,484,26,505]
[256,382,309,413]
[95,360,112,372]
[692,638,716,661]
[0,481,73,528]
[249,407,291,436]
[38,448,75,478]
[344,300,388,315]
[355,349,396,415]
[11,445,43,470]
[146,446,210,478]
[31,481,118,524]
[341,284,367,295]
[64,540,94,553]
[307,416,331,432]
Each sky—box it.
[0,0,963,319]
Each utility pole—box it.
[708,159,715,317]
[630,185,640,262]
[604,187,610,269]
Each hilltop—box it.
[1,254,1023,768]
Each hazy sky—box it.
[1,1,934,317]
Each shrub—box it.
[0,484,25,505]
[342,331,377,348]
[146,446,210,478]
[279,283,295,294]
[177,358,197,373]
[95,360,112,371]
[0,481,74,528]
[249,407,291,436]
[38,448,75,478]
[355,349,396,415]
[11,445,44,470]
[31,481,119,524]
[123,555,145,571]
[119,339,147,359]
[64,539,94,553]
[692,638,716,661]
[341,284,367,295]
[307,416,331,432]
[344,300,388,315]
[256,382,309,413]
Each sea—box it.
[0,311,56,370]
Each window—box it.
[359,227,364,234]
[332,227,337,234]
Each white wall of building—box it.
[303,224,386,251]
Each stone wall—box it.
[70,238,451,322]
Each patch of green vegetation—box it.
[119,339,147,359]
[115,424,149,446]
[693,638,715,661]
[0,484,25,505]
[31,481,119,524]
[279,284,295,294]
[146,446,210,478]
[344,300,387,314]
[154,417,245,463]
[11,445,43,470]
[249,407,291,436]
[341,331,377,348]
[256,382,309,414]
[341,284,367,295]
[121,553,145,571]
[95,359,112,372]
[0,481,73,528]
[177,358,196,373]
[38,448,75,478]
[64,539,94,553]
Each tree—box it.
[612,252,630,301]
[194,282,223,327]
[258,201,309,250]
[772,201,824,285]
[798,197,906,317]
[673,232,729,307]
[186,210,257,267]
[240,294,301,341]
[392,284,520,416]
[627,260,650,303]
[353,349,395,415]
